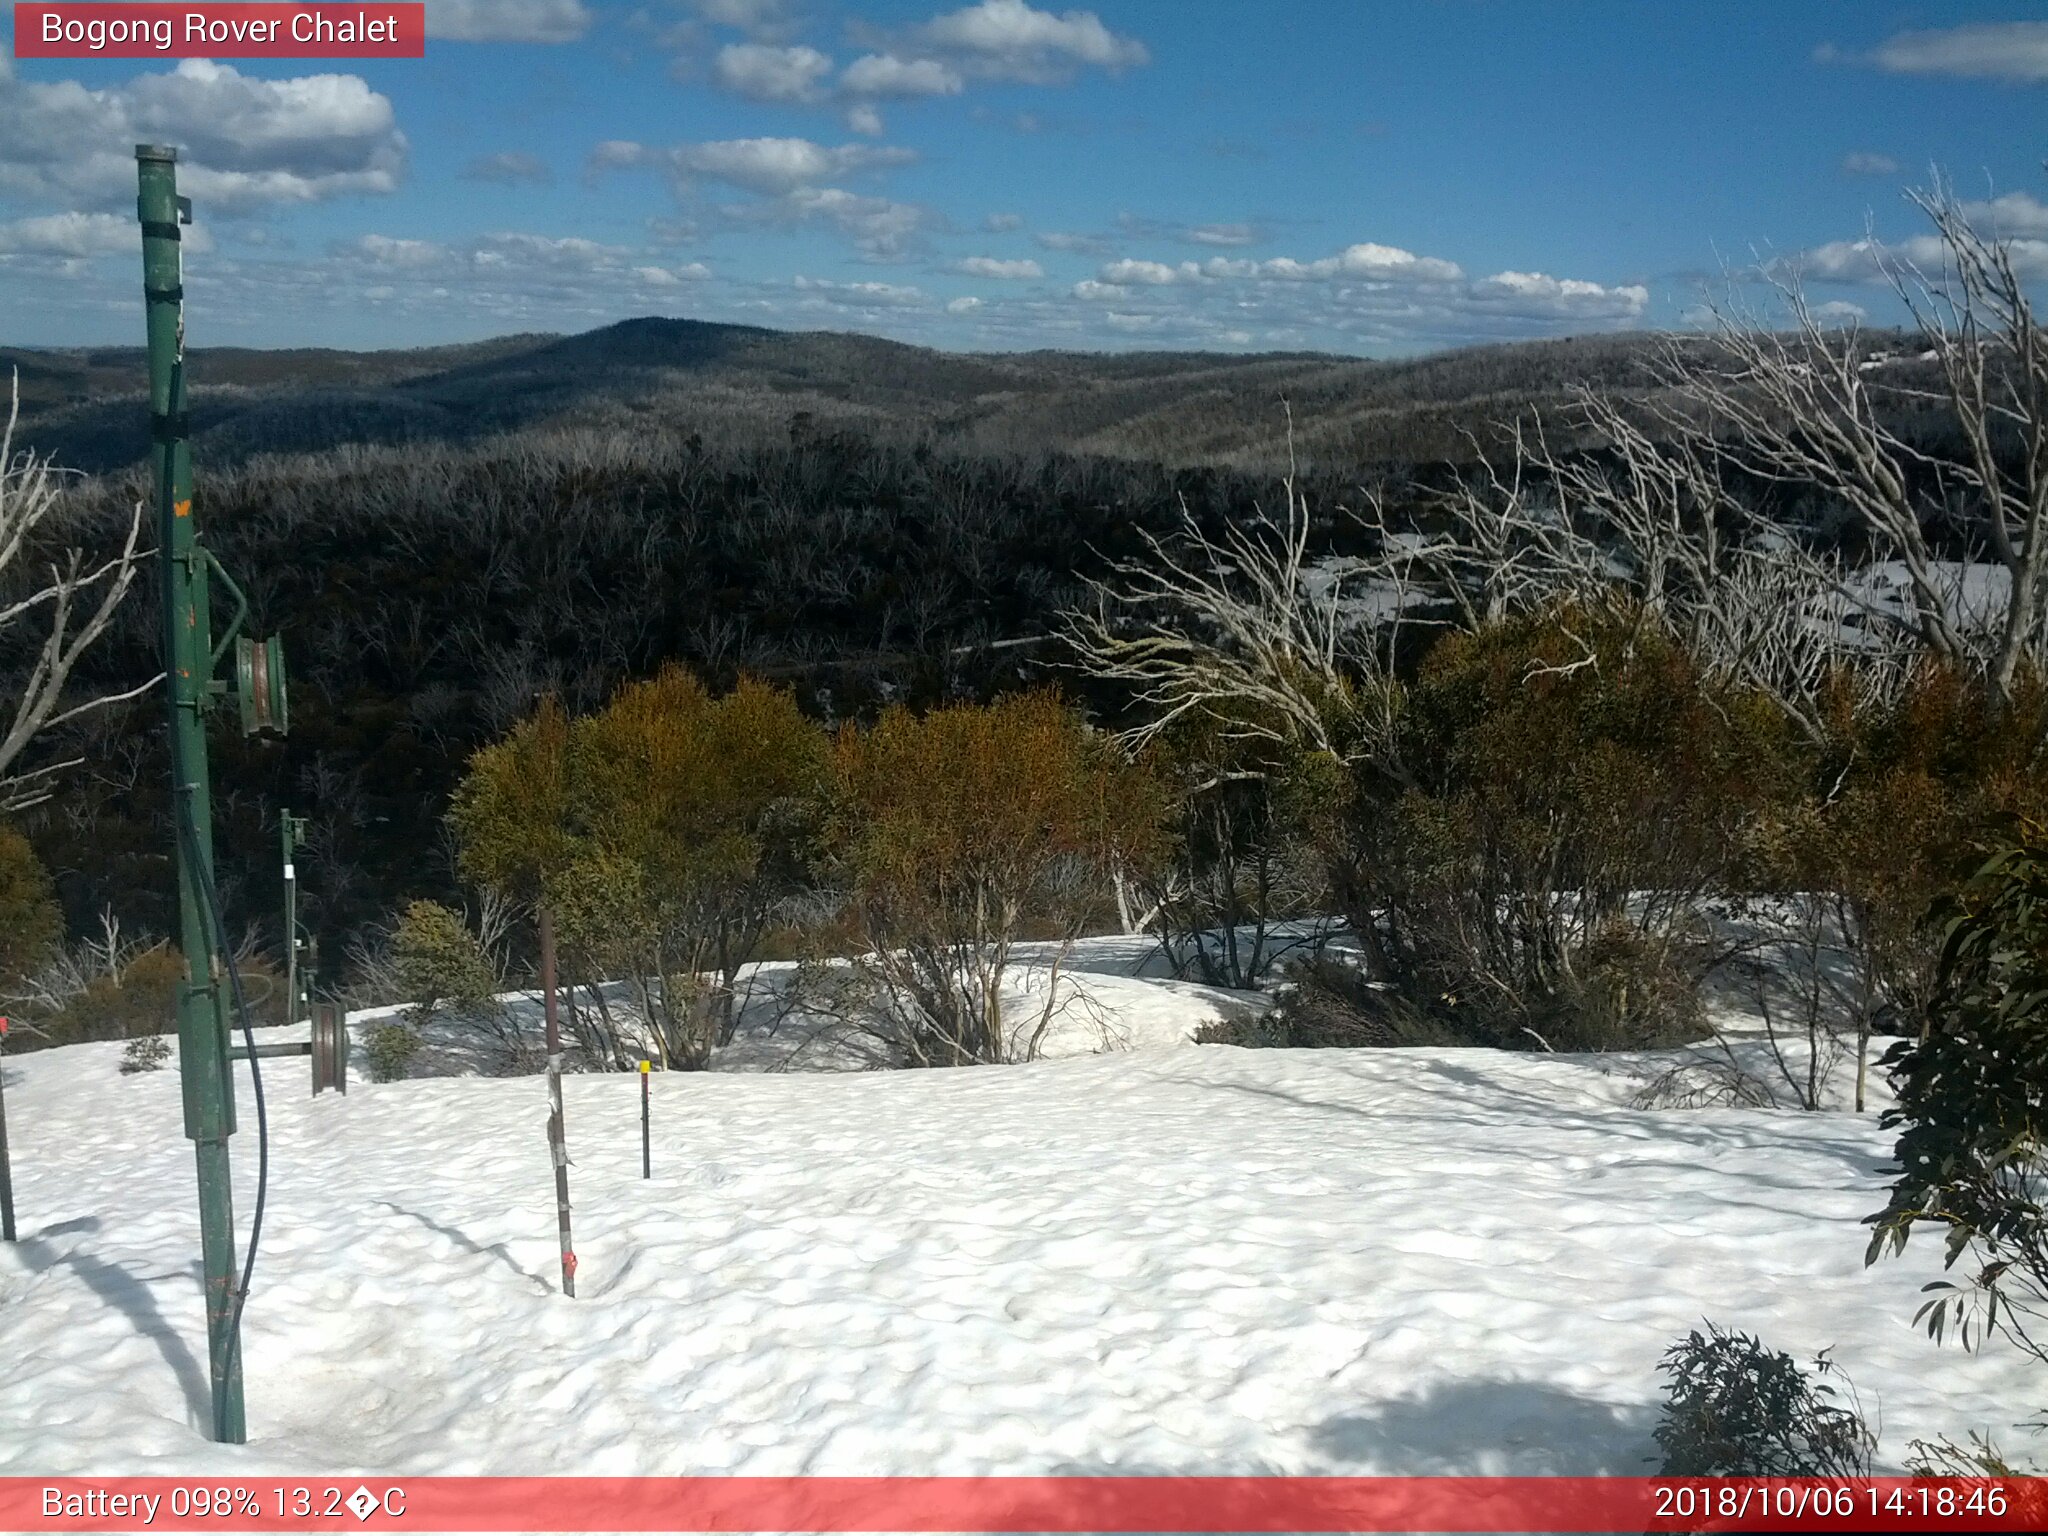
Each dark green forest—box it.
[0,315,1959,979]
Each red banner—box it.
[12,4,426,58]
[2,1477,2045,1533]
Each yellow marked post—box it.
[639,1060,652,1179]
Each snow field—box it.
[1,984,2039,1479]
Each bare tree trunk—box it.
[540,906,576,1298]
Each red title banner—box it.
[2,1477,2046,1533]
[13,4,426,58]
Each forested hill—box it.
[3,316,1701,476]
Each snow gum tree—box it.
[564,667,828,1069]
[827,689,1171,1066]
[447,693,581,1295]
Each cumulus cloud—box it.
[591,134,932,256]
[1467,270,1649,320]
[1840,152,1899,176]
[425,1,593,43]
[841,53,967,98]
[984,212,1024,232]
[1964,190,2048,238]
[947,295,982,312]
[0,210,157,258]
[0,59,407,211]
[633,262,712,285]
[463,151,553,184]
[715,44,835,103]
[901,0,1149,83]
[1097,243,1468,288]
[1047,233,1651,349]
[953,255,1043,278]
[1811,300,1867,324]
[1797,230,2048,283]
[593,136,916,196]
[1867,21,2048,83]
[1099,258,1179,285]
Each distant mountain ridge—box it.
[1,315,1911,477]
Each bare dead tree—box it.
[1062,412,1417,772]
[0,373,153,811]
[1648,178,2048,709]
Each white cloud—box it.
[1964,190,2048,239]
[776,186,930,255]
[1869,21,2048,83]
[1100,258,1179,285]
[1186,222,1259,247]
[425,1,592,43]
[595,136,916,196]
[1812,300,1867,324]
[841,53,966,98]
[953,256,1043,278]
[1071,279,1127,300]
[1104,310,1163,331]
[631,263,711,285]
[1469,270,1649,319]
[1098,242,1465,289]
[1798,230,2048,283]
[984,212,1024,232]
[463,151,552,184]
[715,44,834,103]
[0,211,147,257]
[907,0,1149,83]
[845,103,886,136]
[682,0,799,42]
[1330,243,1464,282]
[0,58,406,210]
[792,274,926,306]
[1839,152,1899,177]
[947,295,983,312]
[346,233,446,268]
[1036,230,1111,254]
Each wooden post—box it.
[640,1059,651,1179]
[540,906,576,1297]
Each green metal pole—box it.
[139,143,245,1445]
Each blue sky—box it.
[2,1,2045,354]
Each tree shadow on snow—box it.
[374,1202,553,1294]
[14,1217,211,1430]
[1310,1377,1658,1474]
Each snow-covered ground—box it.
[0,934,2039,1478]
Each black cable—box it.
[174,784,269,1443]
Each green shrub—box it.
[393,899,500,1023]
[119,1032,171,1074]
[0,825,61,983]
[1867,816,2048,1376]
[1653,1325,1874,1477]
[363,1020,421,1083]
[34,946,184,1049]
[1322,602,1795,1051]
